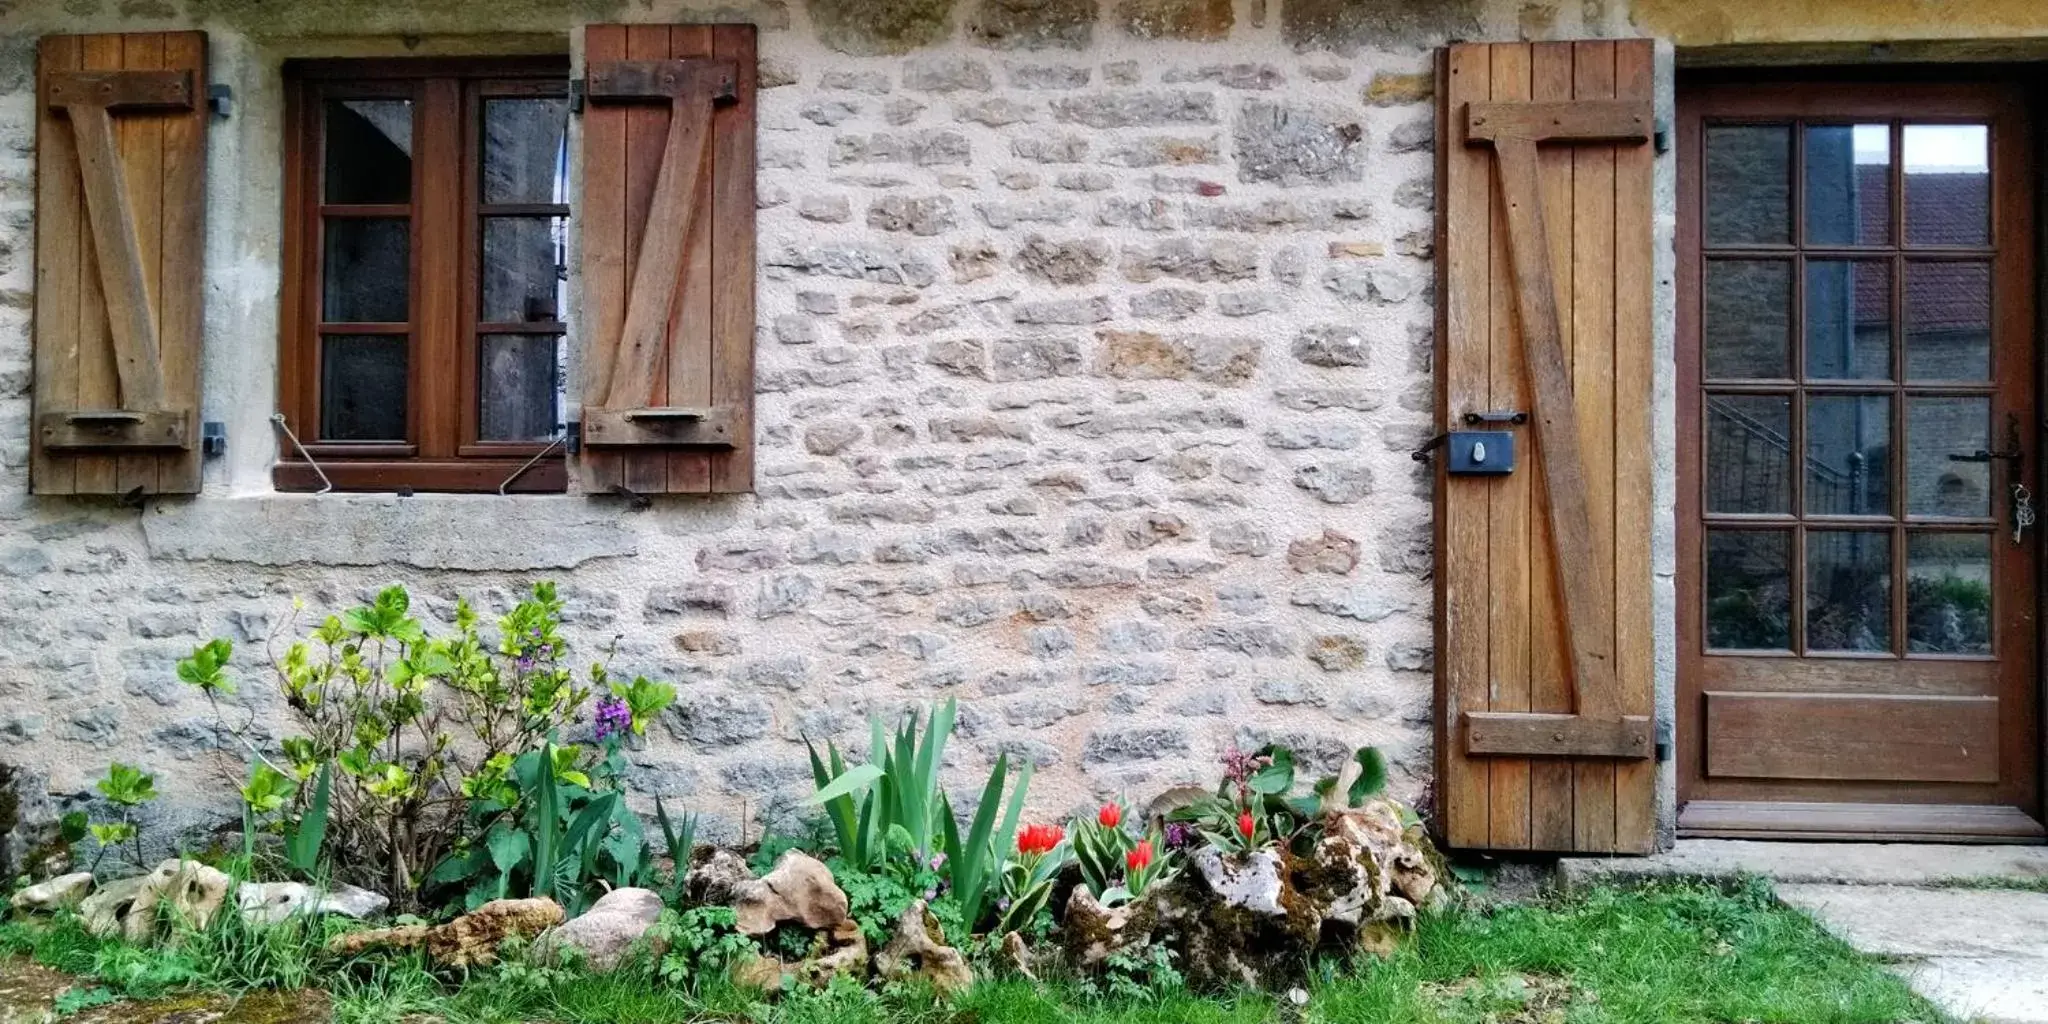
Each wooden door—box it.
[1677,79,2043,841]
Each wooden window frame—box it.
[278,55,571,493]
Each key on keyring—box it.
[2014,483,2036,544]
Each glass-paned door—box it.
[1677,79,2040,840]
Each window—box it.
[279,57,571,492]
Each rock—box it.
[238,882,390,925]
[1192,847,1292,918]
[1063,886,1156,969]
[999,930,1036,980]
[328,897,564,967]
[731,850,850,937]
[873,899,976,995]
[732,918,870,993]
[686,848,753,905]
[542,887,666,972]
[77,876,146,939]
[8,872,92,914]
[83,860,233,943]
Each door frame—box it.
[1673,67,2047,842]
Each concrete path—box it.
[1776,885,2048,1024]
[1558,841,2048,1024]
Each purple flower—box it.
[593,695,632,742]
[1165,822,1195,850]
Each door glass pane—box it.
[322,218,409,323]
[1704,260,1792,379]
[481,217,566,323]
[320,334,407,441]
[1906,532,1993,655]
[1904,124,1989,247]
[1805,123,1891,246]
[1907,397,1991,518]
[1806,529,1892,653]
[1706,529,1792,650]
[324,99,412,204]
[1706,125,1791,246]
[479,334,563,442]
[1706,394,1793,514]
[1806,395,1891,516]
[1804,260,1891,380]
[1904,260,1991,381]
[482,98,569,205]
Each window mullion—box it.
[414,76,465,461]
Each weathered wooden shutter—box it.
[1434,40,1656,854]
[577,24,756,495]
[31,33,207,495]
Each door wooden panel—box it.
[1677,77,2042,840]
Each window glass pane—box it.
[482,217,565,324]
[1804,123,1891,246]
[1804,260,1891,380]
[1904,124,1989,246]
[1906,532,1992,655]
[321,334,407,441]
[1706,529,1792,650]
[1704,260,1792,379]
[483,98,569,205]
[1706,125,1791,246]
[1806,529,1892,653]
[1705,394,1792,514]
[1806,395,1891,516]
[322,218,409,323]
[1904,261,1991,381]
[324,99,412,204]
[479,334,563,442]
[1906,397,1991,518]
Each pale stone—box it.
[8,872,92,914]
[543,887,666,972]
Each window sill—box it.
[273,458,566,494]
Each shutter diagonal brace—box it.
[581,58,738,449]
[1461,98,1653,760]
[39,69,194,451]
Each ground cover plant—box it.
[0,879,1942,1024]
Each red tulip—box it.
[1098,802,1122,829]
[1237,810,1256,841]
[1126,839,1154,872]
[1017,823,1064,856]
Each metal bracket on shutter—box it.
[1458,95,1655,761]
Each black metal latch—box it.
[1413,411,1528,474]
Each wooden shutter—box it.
[31,33,207,495]
[1433,40,1656,854]
[577,24,756,495]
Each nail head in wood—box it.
[48,69,194,111]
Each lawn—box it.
[0,879,1941,1024]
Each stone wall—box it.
[0,0,1576,847]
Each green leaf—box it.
[950,751,1010,930]
[534,743,560,900]
[1347,747,1389,806]
[488,826,532,873]
[284,762,331,874]
[1249,745,1295,796]
[428,846,483,885]
[804,762,884,806]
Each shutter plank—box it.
[157,31,205,493]
[1437,44,1492,851]
[666,24,716,494]
[579,24,629,493]
[33,36,84,494]
[1484,41,1533,851]
[1612,39,1658,853]
[707,23,756,495]
[1527,40,1576,854]
[621,23,675,495]
[1570,39,1619,853]
[73,34,122,493]
[114,31,163,495]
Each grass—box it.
[0,879,1942,1024]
